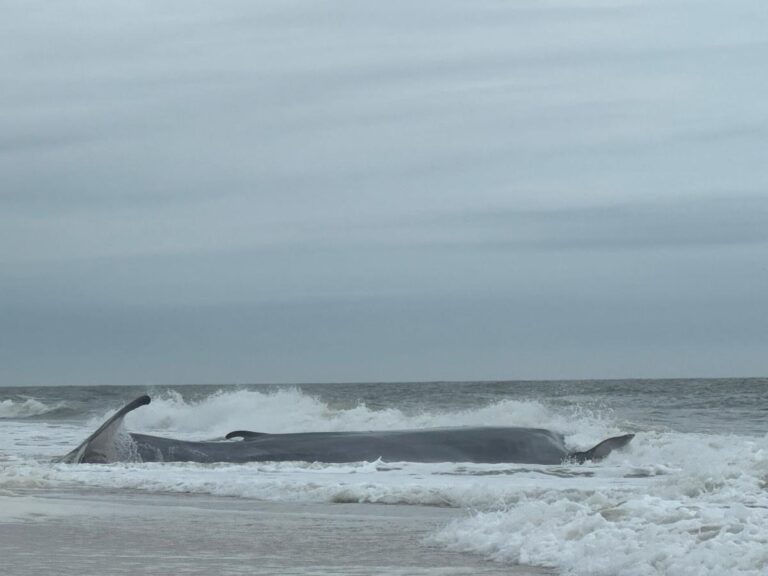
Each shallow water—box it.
[1,490,550,576]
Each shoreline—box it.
[1,488,552,576]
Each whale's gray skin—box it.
[59,395,634,465]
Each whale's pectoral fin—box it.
[225,430,268,440]
[569,433,635,463]
[56,395,151,464]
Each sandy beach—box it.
[0,488,551,576]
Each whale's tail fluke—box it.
[569,433,635,463]
[56,395,150,463]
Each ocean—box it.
[1,380,767,575]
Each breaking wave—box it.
[0,398,70,419]
[96,387,620,450]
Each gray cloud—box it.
[2,0,767,385]
[422,195,768,251]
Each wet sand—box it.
[0,489,552,576]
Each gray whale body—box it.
[59,395,634,465]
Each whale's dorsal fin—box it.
[56,395,151,463]
[226,430,268,440]
[569,433,635,464]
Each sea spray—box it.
[93,387,618,449]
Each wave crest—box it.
[0,398,67,419]
[92,387,619,446]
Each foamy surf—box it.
[2,382,767,575]
[4,426,767,576]
[432,432,768,576]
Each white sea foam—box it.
[432,432,768,576]
[0,457,634,508]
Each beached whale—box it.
[59,395,634,465]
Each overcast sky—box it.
[2,0,767,386]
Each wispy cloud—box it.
[2,0,767,384]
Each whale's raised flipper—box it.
[56,395,151,463]
[225,430,268,440]
[569,433,635,463]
